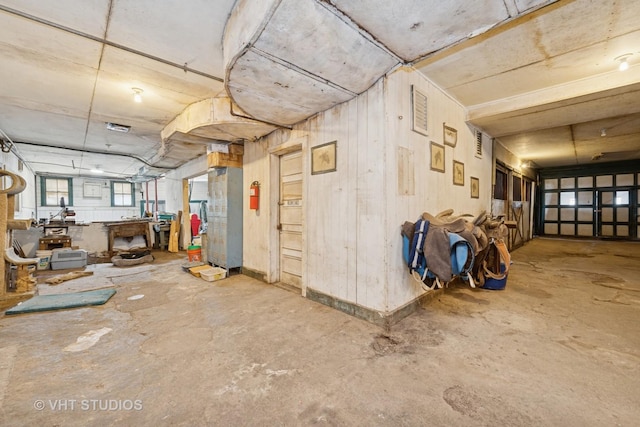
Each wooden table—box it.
[105,221,152,255]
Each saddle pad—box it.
[5,289,116,315]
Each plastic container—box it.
[35,250,53,270]
[189,265,211,277]
[192,236,202,247]
[200,267,227,282]
[187,245,202,262]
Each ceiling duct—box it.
[161,96,280,145]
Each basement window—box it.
[111,181,135,207]
[40,177,73,206]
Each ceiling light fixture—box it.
[600,128,607,137]
[132,87,144,103]
[615,54,632,71]
[90,165,104,174]
[106,122,131,133]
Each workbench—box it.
[105,220,152,255]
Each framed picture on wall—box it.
[443,124,457,147]
[430,142,445,172]
[453,160,464,186]
[311,141,337,175]
[470,176,479,198]
[83,181,103,198]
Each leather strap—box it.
[483,239,510,280]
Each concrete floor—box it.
[0,237,638,426]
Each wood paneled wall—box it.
[384,69,493,310]
[243,68,494,313]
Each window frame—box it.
[111,181,135,207]
[40,176,73,207]
[494,169,508,200]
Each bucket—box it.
[35,250,53,270]
[187,245,202,262]
[483,263,508,290]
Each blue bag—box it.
[402,219,476,290]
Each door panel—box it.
[597,189,632,238]
[279,151,303,288]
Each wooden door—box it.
[279,151,303,288]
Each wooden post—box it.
[0,193,7,296]
[182,179,191,250]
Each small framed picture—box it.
[311,141,337,175]
[430,142,445,173]
[453,160,464,186]
[443,124,457,147]
[470,176,479,198]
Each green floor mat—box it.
[5,289,116,315]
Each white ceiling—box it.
[0,0,639,181]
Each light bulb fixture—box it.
[619,59,629,71]
[90,165,104,174]
[132,87,144,103]
[615,54,632,72]
[600,128,607,137]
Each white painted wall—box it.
[242,68,494,314]
[35,176,141,223]
[384,68,493,310]
[241,138,272,276]
[189,180,208,201]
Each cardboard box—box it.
[228,143,244,155]
[207,152,243,168]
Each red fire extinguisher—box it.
[249,181,260,210]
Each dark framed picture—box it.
[430,142,445,172]
[443,124,457,147]
[311,141,337,175]
[470,176,479,198]
[453,160,464,186]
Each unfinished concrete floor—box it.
[0,237,638,426]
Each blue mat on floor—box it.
[5,289,116,315]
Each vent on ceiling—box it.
[106,122,131,133]
[411,85,428,136]
[475,130,483,158]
